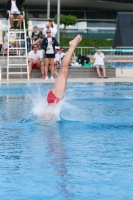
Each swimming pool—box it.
[0,82,133,200]
[113,62,133,68]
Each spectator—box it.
[5,0,24,31]
[31,26,43,46]
[28,44,45,79]
[41,30,59,80]
[54,46,60,78]
[43,20,57,37]
[93,50,108,78]
[21,30,31,53]
[4,30,18,54]
[59,47,66,65]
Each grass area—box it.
[60,38,113,48]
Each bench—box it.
[0,57,116,79]
[1,66,116,79]
[67,66,115,78]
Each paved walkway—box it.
[0,78,133,83]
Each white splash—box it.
[60,102,89,122]
[29,90,65,121]
[27,86,87,122]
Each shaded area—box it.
[113,12,133,47]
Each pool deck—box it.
[0,77,133,83]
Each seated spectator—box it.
[43,20,57,37]
[59,47,66,65]
[4,30,18,54]
[41,30,59,80]
[53,46,60,78]
[28,44,45,79]
[0,44,2,52]
[31,26,43,46]
[5,0,24,31]
[21,30,31,53]
[93,50,108,78]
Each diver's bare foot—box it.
[69,35,82,48]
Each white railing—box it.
[63,46,96,55]
[62,46,133,67]
[1,27,133,69]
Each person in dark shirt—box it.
[41,30,59,80]
[5,0,24,31]
[21,30,31,53]
[31,25,43,47]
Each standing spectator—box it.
[93,50,108,78]
[31,26,43,46]
[43,20,57,37]
[28,44,45,79]
[41,30,59,80]
[5,0,24,31]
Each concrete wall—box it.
[116,68,133,77]
[1,57,133,79]
[0,63,116,79]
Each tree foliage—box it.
[54,14,77,30]
[60,38,113,47]
[22,7,29,29]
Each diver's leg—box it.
[52,35,82,98]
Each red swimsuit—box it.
[47,90,61,104]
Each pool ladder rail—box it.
[6,12,29,80]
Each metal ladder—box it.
[7,12,29,80]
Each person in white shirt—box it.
[59,47,66,65]
[5,30,18,47]
[53,46,60,78]
[28,44,45,79]
[43,20,57,37]
[3,30,18,54]
[41,30,59,80]
[5,0,24,31]
[54,46,60,65]
[93,50,108,78]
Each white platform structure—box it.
[6,12,29,80]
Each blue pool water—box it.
[112,62,133,68]
[0,82,133,200]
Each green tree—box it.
[22,7,29,29]
[54,14,77,31]
[24,11,29,29]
